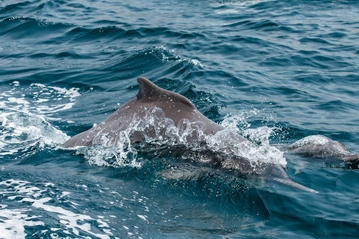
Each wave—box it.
[0,179,114,239]
[0,82,80,156]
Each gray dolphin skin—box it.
[63,77,358,193]
[63,77,227,148]
[285,135,359,169]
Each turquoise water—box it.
[1,0,359,238]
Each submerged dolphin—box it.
[284,135,359,169]
[63,77,358,192]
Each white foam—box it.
[0,81,80,156]
[139,46,203,68]
[0,179,114,239]
[137,215,148,222]
[0,208,44,239]
[190,59,204,68]
[0,81,80,119]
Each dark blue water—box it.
[1,0,359,238]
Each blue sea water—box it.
[1,0,359,238]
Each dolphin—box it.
[284,135,359,169]
[62,77,356,193]
[63,77,228,148]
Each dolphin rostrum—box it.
[63,77,358,193]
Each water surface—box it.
[1,0,359,238]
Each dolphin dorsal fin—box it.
[136,77,195,109]
[137,77,160,99]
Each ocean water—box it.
[1,0,359,238]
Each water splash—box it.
[76,107,286,169]
[0,111,69,156]
[220,110,286,166]
[0,81,80,156]
[75,107,208,168]
[0,81,80,120]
